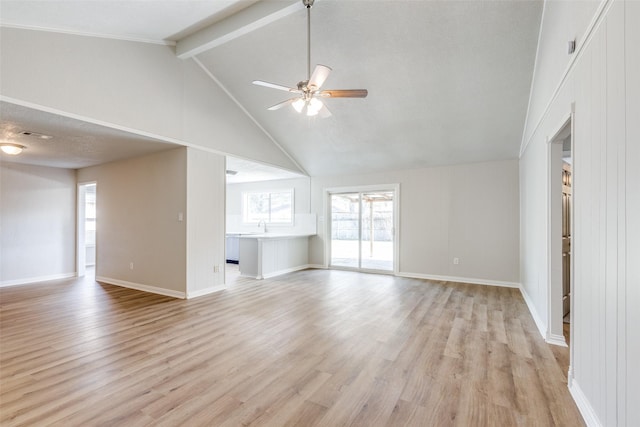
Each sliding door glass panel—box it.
[330,193,360,268]
[360,192,394,271]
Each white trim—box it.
[0,96,187,146]
[96,276,185,299]
[519,0,614,157]
[187,285,225,299]
[569,379,603,427]
[519,285,548,340]
[77,181,98,278]
[546,113,573,348]
[1,272,76,287]
[547,333,568,347]
[0,23,175,46]
[325,184,400,275]
[397,271,520,289]
[0,97,300,174]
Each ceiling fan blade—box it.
[253,80,300,93]
[319,89,368,98]
[267,98,298,111]
[308,65,332,90]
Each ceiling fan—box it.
[252,0,368,118]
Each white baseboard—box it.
[187,285,225,299]
[307,264,327,269]
[547,333,568,347]
[96,276,185,299]
[1,272,77,287]
[569,378,602,427]
[519,286,548,341]
[397,271,521,288]
[262,264,312,279]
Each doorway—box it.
[549,117,573,348]
[328,187,397,273]
[77,182,97,278]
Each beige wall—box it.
[0,162,76,285]
[78,148,188,296]
[186,148,226,296]
[310,159,520,285]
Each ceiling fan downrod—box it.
[304,0,314,81]
[251,0,367,118]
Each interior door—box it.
[562,162,572,319]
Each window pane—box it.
[245,192,269,223]
[270,192,292,223]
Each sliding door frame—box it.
[323,184,400,275]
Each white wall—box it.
[309,159,520,286]
[519,0,639,425]
[0,163,76,285]
[78,148,188,296]
[186,148,226,296]
[0,27,302,174]
[522,0,602,146]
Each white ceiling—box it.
[0,0,543,178]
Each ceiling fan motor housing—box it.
[303,0,314,8]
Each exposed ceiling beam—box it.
[176,0,302,59]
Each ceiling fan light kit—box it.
[0,143,25,155]
[252,0,368,118]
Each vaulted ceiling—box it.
[0,0,543,178]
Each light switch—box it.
[178,212,183,222]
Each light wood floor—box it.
[0,269,584,426]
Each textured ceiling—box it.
[0,0,543,178]
[198,0,543,176]
[0,102,180,169]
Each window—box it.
[243,190,293,224]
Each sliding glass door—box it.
[329,190,395,272]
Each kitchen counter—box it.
[238,233,315,279]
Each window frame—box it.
[242,189,294,225]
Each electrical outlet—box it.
[129,262,134,270]
[453,257,459,265]
[214,265,219,273]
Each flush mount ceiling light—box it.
[0,143,25,155]
[252,0,368,118]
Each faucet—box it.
[257,220,267,233]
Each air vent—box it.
[20,131,53,140]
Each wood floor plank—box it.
[0,269,585,426]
